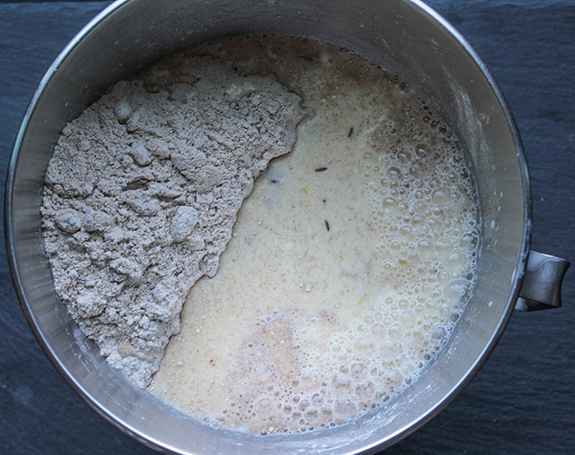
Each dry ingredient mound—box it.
[41,57,309,388]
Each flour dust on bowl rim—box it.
[5,0,569,454]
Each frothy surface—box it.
[149,36,480,434]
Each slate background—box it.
[1,1,574,454]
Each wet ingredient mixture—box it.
[150,36,480,434]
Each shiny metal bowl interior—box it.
[6,0,530,453]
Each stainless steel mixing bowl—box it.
[5,0,569,453]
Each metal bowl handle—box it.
[515,251,570,311]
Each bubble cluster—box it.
[361,91,479,312]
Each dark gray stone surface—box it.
[1,1,573,454]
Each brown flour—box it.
[41,57,309,387]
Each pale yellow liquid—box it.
[149,37,479,434]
